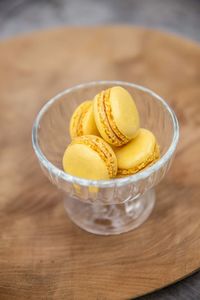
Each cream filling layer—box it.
[97,89,129,146]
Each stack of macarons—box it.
[63,86,160,180]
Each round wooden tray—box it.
[0,26,200,300]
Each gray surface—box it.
[0,0,200,41]
[0,0,200,299]
[138,272,200,300]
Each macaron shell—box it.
[63,135,118,180]
[90,135,118,177]
[81,104,99,136]
[69,100,98,138]
[63,143,110,180]
[109,86,140,139]
[115,128,160,175]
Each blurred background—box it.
[0,0,200,41]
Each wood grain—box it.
[0,26,200,300]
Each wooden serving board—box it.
[0,26,200,300]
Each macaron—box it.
[115,128,160,176]
[70,100,99,138]
[62,135,118,180]
[93,86,140,147]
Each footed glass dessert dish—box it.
[32,81,179,235]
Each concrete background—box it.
[0,0,200,41]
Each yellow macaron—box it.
[70,100,99,138]
[115,128,160,176]
[93,86,140,147]
[63,135,118,180]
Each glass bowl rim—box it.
[32,80,179,187]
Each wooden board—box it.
[0,26,200,300]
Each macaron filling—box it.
[104,89,130,144]
[76,103,92,136]
[71,101,92,137]
[96,89,129,146]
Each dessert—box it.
[115,128,160,176]
[70,100,99,138]
[63,86,160,180]
[93,86,140,146]
[62,135,117,180]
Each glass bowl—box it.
[32,81,179,235]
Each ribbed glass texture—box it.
[32,81,179,235]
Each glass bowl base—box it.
[64,189,155,235]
